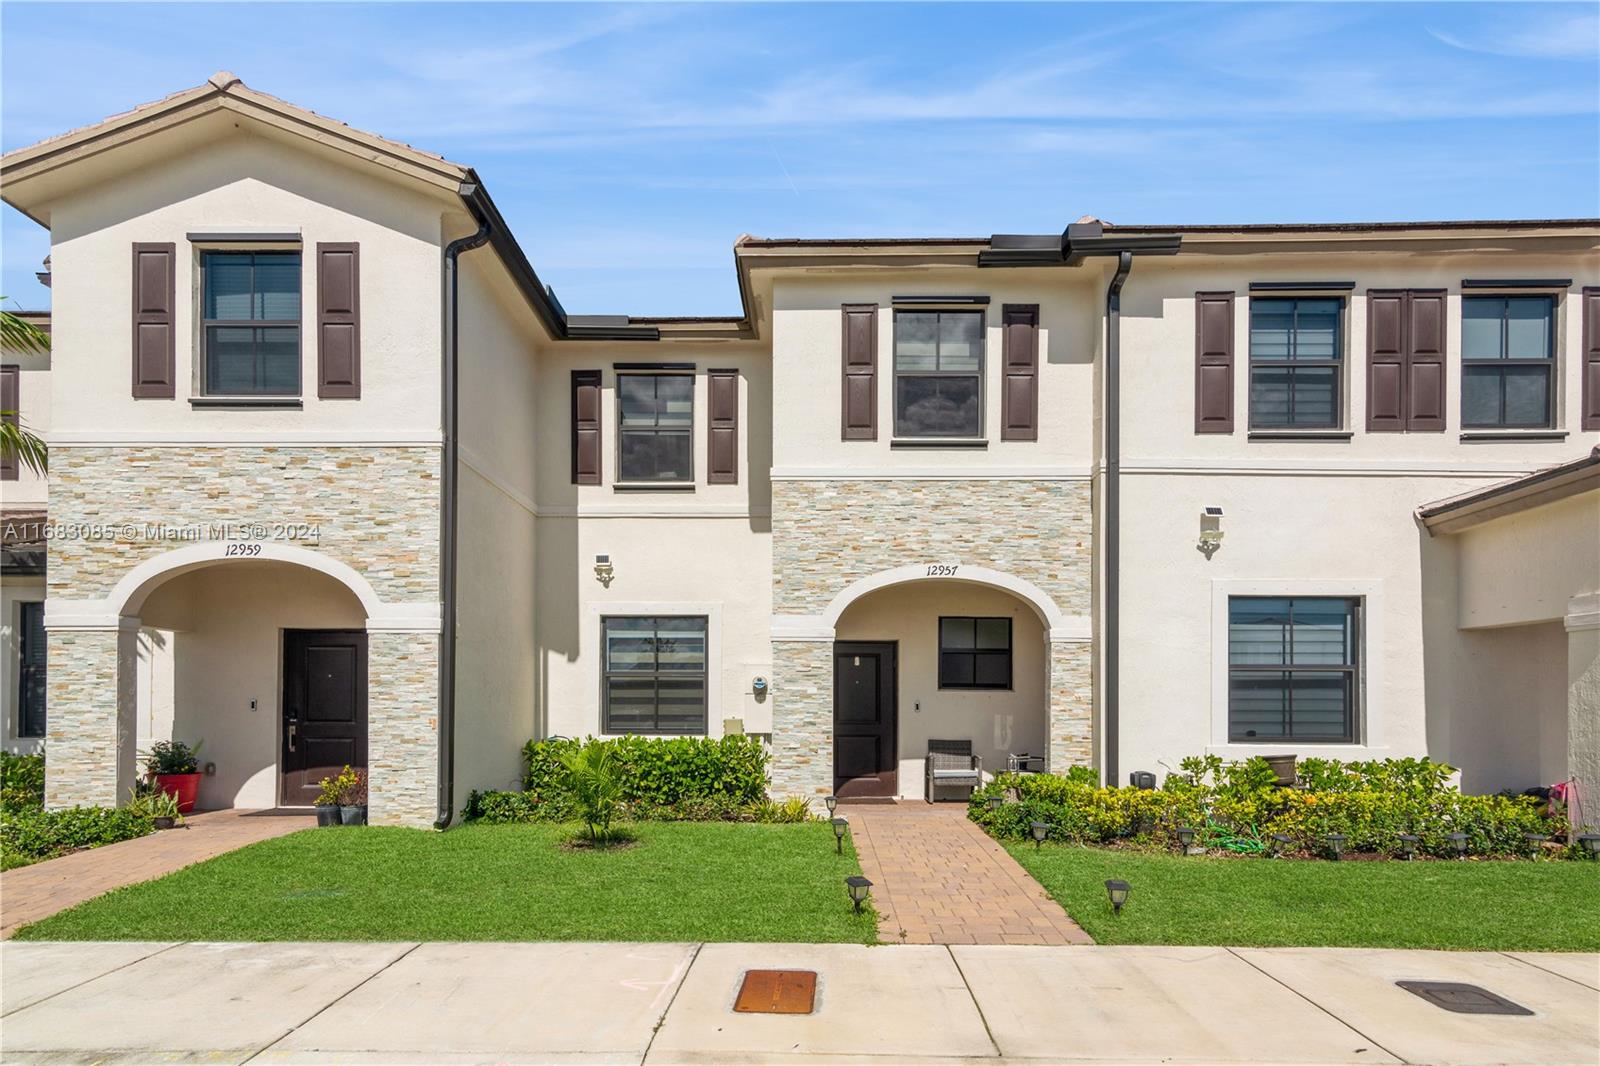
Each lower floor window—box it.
[939,616,1012,689]
[1228,596,1359,743]
[18,600,46,738]
[602,616,707,734]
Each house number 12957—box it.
[925,564,959,577]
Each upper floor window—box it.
[618,372,693,482]
[1228,596,1359,743]
[1462,295,1555,428]
[938,616,1012,689]
[201,251,301,396]
[894,310,983,438]
[601,615,707,734]
[1248,297,1341,428]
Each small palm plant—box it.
[0,304,48,477]
[559,739,623,843]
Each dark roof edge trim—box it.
[1460,278,1573,289]
[1249,281,1357,292]
[1417,446,1600,528]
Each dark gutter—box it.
[1248,281,1356,292]
[1460,278,1572,289]
[436,203,491,830]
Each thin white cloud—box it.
[1429,11,1600,60]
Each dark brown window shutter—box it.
[1583,287,1600,431]
[131,242,176,398]
[1405,290,1446,432]
[317,242,360,398]
[571,369,602,485]
[1194,292,1234,433]
[1368,289,1446,432]
[1000,304,1039,441]
[707,368,739,484]
[1366,291,1407,431]
[841,303,877,440]
[0,364,18,481]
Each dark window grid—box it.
[893,310,984,438]
[938,615,1012,690]
[201,252,301,396]
[1228,599,1359,743]
[617,373,694,482]
[1461,296,1555,429]
[18,600,46,738]
[601,616,708,735]
[1248,299,1342,429]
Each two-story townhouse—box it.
[2,74,1595,828]
[2,310,50,755]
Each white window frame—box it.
[584,600,723,738]
[1208,578,1388,759]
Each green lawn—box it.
[1009,842,1600,951]
[15,822,878,943]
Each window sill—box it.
[612,482,696,492]
[1247,429,1353,441]
[890,438,988,449]
[188,396,303,409]
[1459,429,1568,442]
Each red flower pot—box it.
[153,772,202,814]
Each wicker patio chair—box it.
[926,738,982,803]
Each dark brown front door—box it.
[281,629,367,806]
[833,642,897,798]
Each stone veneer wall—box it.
[46,446,443,826]
[770,478,1095,799]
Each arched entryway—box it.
[44,542,438,822]
[769,563,1093,802]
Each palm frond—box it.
[0,305,50,355]
[0,415,47,476]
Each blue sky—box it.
[3,2,1596,315]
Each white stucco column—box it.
[1566,593,1600,829]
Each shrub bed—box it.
[1,751,156,870]
[2,750,46,812]
[970,756,1576,860]
[465,735,799,824]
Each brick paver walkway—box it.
[1,808,314,937]
[846,802,1093,946]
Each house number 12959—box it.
[224,542,263,557]
[925,564,959,577]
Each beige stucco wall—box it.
[836,582,1047,799]
[138,561,366,809]
[1446,621,1569,794]
[1453,490,1599,629]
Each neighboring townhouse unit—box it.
[2,310,49,756]
[1,74,1595,827]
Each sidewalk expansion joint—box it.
[640,941,703,1065]
[945,945,1003,1058]
[1225,947,1408,1064]
[238,941,423,1065]
[0,939,187,1019]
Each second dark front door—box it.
[833,642,897,798]
[281,629,367,806]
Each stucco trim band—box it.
[1567,593,1600,633]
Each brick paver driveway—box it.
[1,808,314,937]
[845,801,1092,945]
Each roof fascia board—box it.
[1420,453,1600,535]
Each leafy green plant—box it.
[1,806,154,870]
[142,740,201,776]
[744,796,814,823]
[128,784,182,822]
[503,735,769,823]
[1,751,45,813]
[559,739,624,843]
[315,766,364,807]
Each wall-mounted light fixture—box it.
[752,676,769,702]
[1197,506,1225,560]
[593,553,614,588]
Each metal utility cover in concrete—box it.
[1397,981,1534,1016]
[734,969,817,1014]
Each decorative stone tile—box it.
[769,640,834,800]
[45,628,136,809]
[1048,642,1094,771]
[367,631,439,827]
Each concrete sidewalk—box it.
[0,941,1594,1065]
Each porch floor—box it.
[845,801,1093,945]
[1,809,314,938]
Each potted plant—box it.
[129,782,184,830]
[142,740,203,813]
[313,774,343,827]
[336,766,368,825]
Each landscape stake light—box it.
[824,795,838,815]
[1325,833,1347,860]
[845,875,873,913]
[1271,832,1293,856]
[1447,832,1469,858]
[1578,833,1600,857]
[1030,821,1051,849]
[1175,826,1196,851]
[1397,833,1419,859]
[1523,832,1548,854]
[1104,879,1131,916]
[986,794,1004,812]
[831,816,849,854]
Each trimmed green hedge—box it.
[466,735,773,824]
[1,751,45,813]
[971,756,1576,860]
[2,806,155,871]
